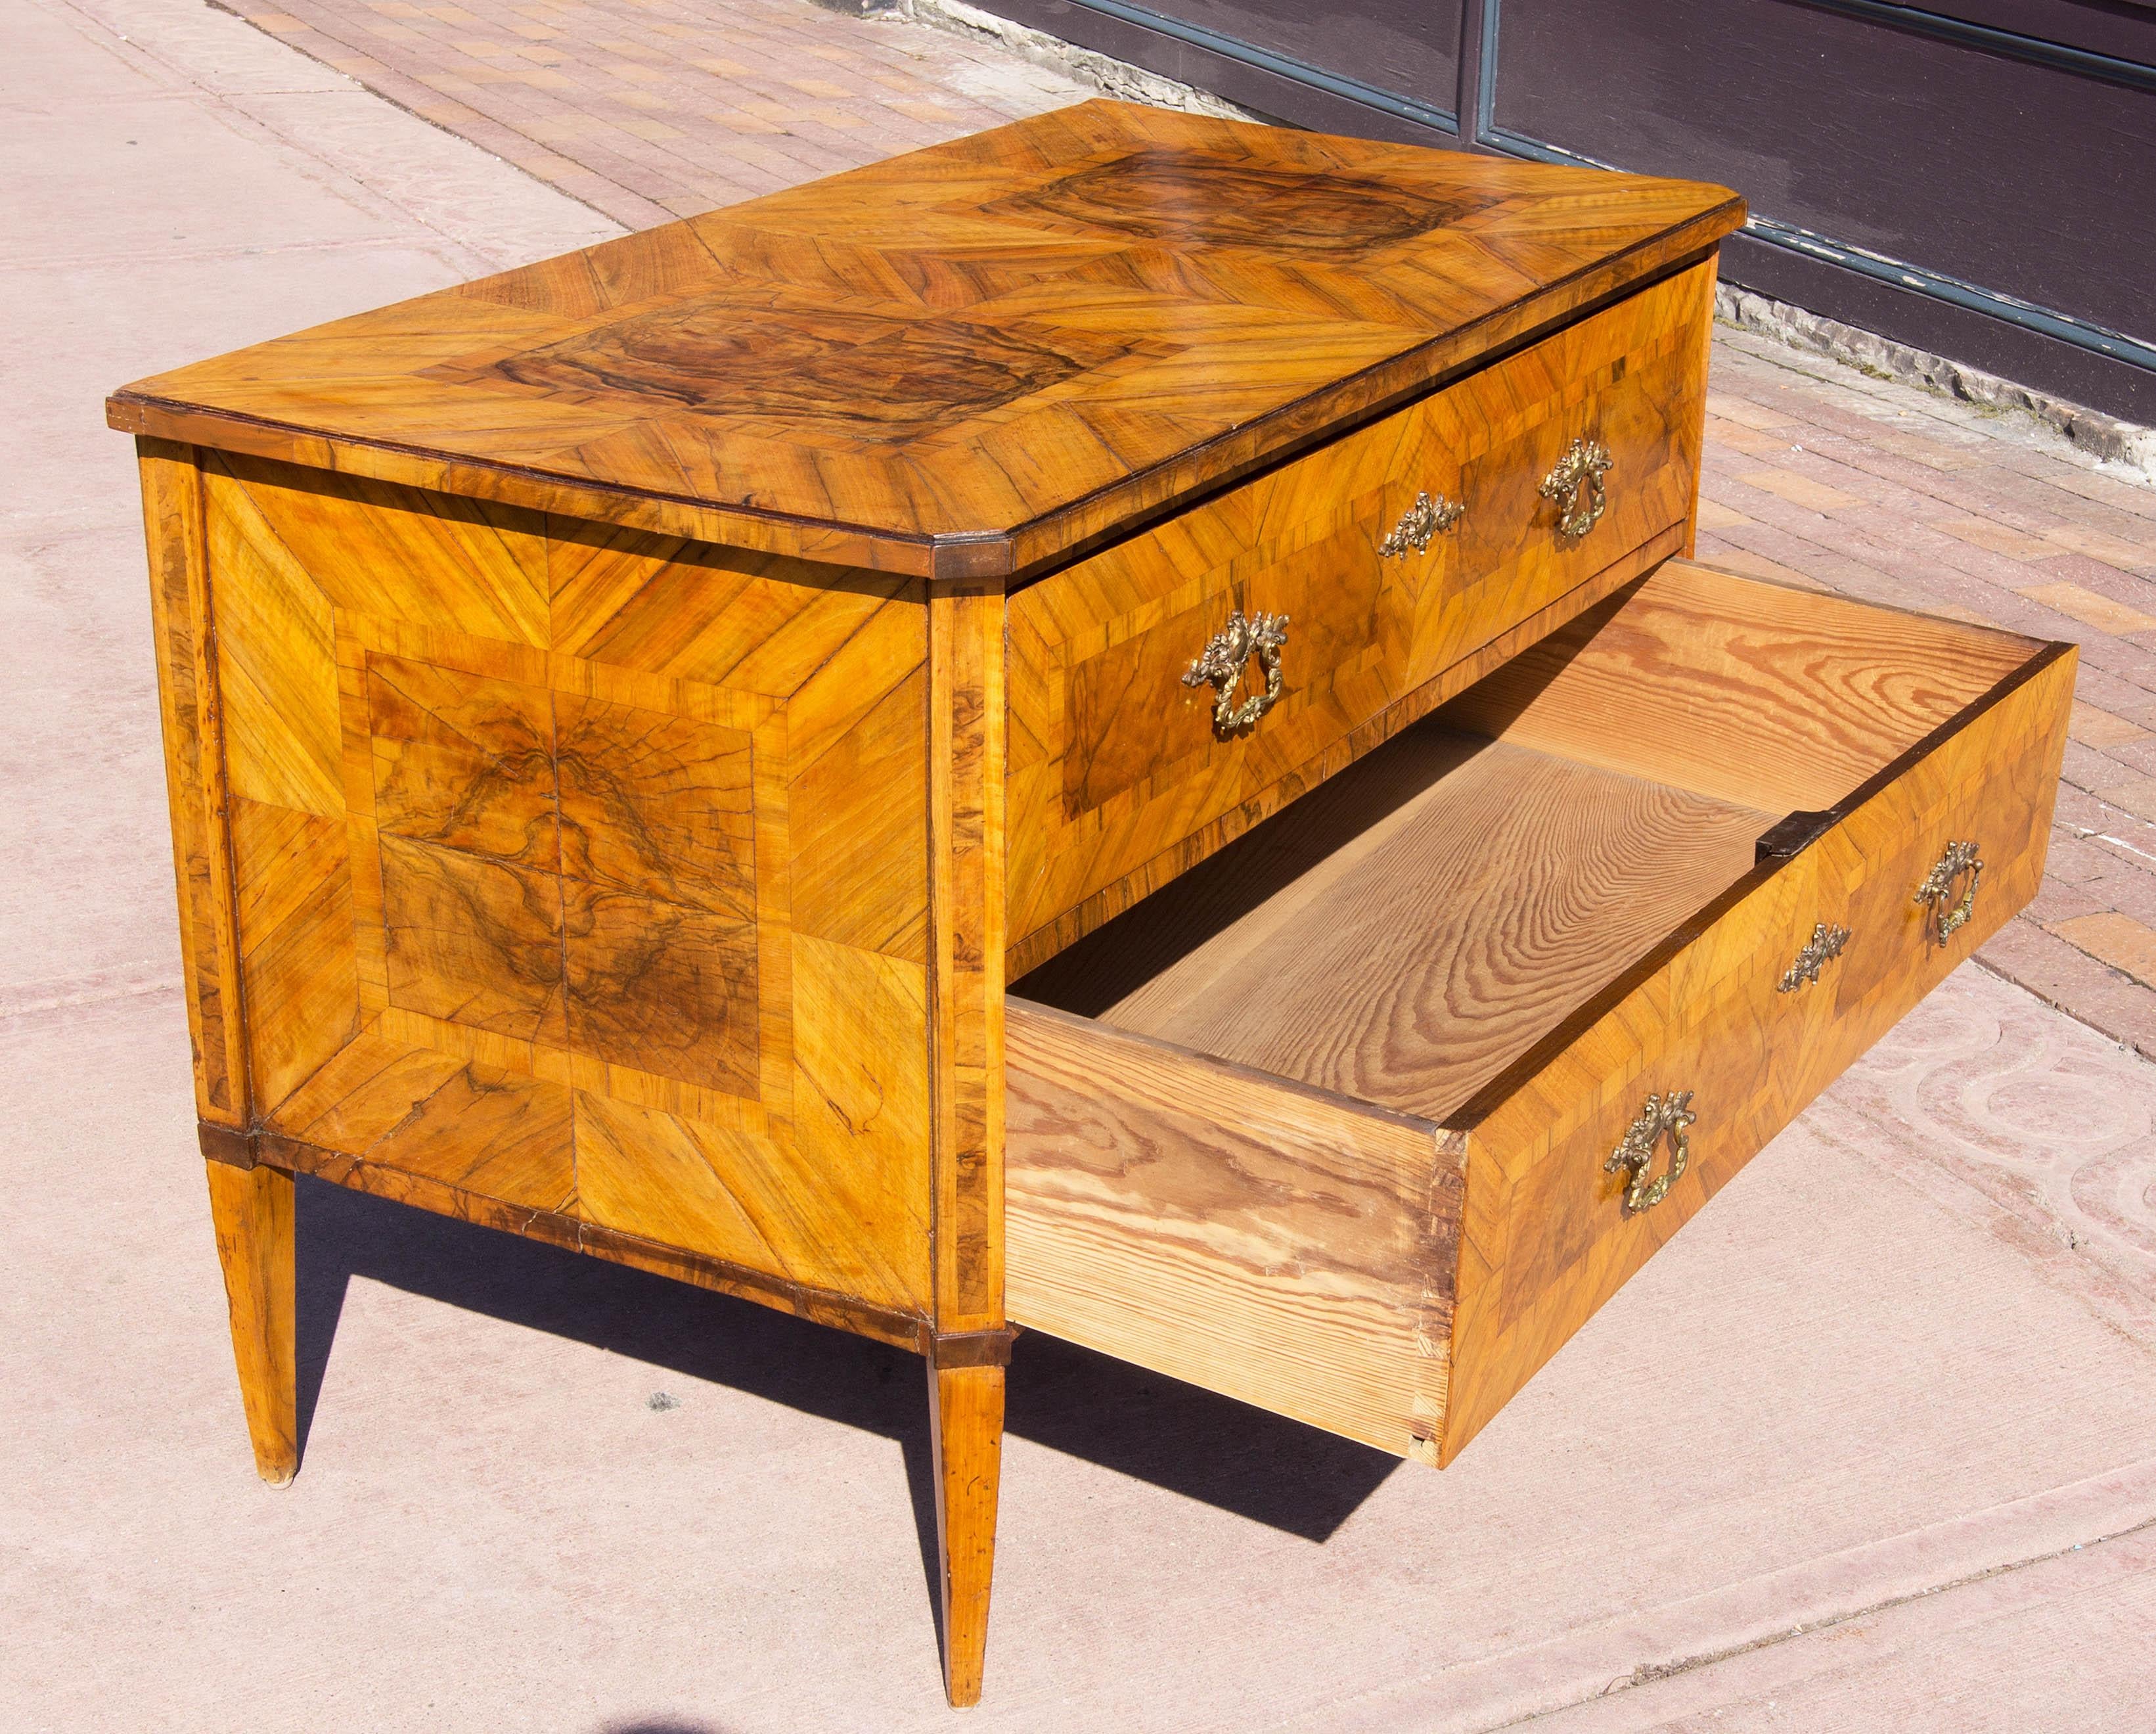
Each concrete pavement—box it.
[1,0,612,1019]
[212,0,1096,227]
[3,0,2153,1729]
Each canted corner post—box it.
[927,580,1011,1707]
[139,441,296,1487]
[200,1126,298,1486]
[1678,249,1721,562]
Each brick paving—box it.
[1692,337,2156,1060]
[225,0,2156,1061]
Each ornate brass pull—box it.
[1915,840,1983,943]
[1539,436,1612,539]
[1605,1090,1694,1214]
[1182,609,1289,735]
[1777,921,1851,993]
[1380,490,1464,557]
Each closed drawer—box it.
[1004,560,2073,1465]
[1006,261,1717,976]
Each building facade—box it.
[979,0,2156,422]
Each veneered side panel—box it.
[192,453,939,1331]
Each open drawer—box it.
[1004,560,2075,1466]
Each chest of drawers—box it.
[109,101,2071,1706]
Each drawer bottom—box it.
[1014,725,1774,1124]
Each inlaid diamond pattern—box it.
[196,451,938,1314]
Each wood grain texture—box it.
[367,652,558,865]
[266,1133,930,1352]
[1002,522,1685,978]
[929,583,1007,1336]
[924,583,1010,1714]
[1006,1001,1461,1461]
[1439,557,2040,816]
[1019,726,1770,1122]
[109,103,1742,576]
[230,796,362,1111]
[138,439,248,1127]
[1008,564,2071,1470]
[176,449,938,1325]
[928,1360,1004,1708]
[1441,629,2076,1463]
[1006,263,1714,970]
[204,1158,298,1485]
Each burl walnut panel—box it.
[191,447,939,1323]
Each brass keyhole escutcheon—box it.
[1778,921,1851,993]
[1183,608,1290,735]
[1915,839,1983,944]
[1606,1089,1695,1214]
[1539,436,1613,539]
[1380,490,1464,557]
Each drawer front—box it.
[1399,261,1713,683]
[1006,261,1715,972]
[1439,642,2075,1462]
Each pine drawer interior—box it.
[1004,558,2071,1463]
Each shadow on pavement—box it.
[596,1723,732,1734]
[294,1175,1399,1632]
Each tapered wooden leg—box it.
[204,1158,298,1486]
[928,1359,1005,1708]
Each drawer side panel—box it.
[1441,645,2075,1463]
[1006,1001,1461,1461]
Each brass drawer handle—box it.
[1606,1090,1694,1214]
[1540,436,1612,539]
[1183,609,1289,734]
[1777,921,1851,993]
[1380,490,1464,557]
[1916,840,1983,943]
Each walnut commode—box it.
[109,102,2072,1706]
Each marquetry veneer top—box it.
[109,101,1743,580]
